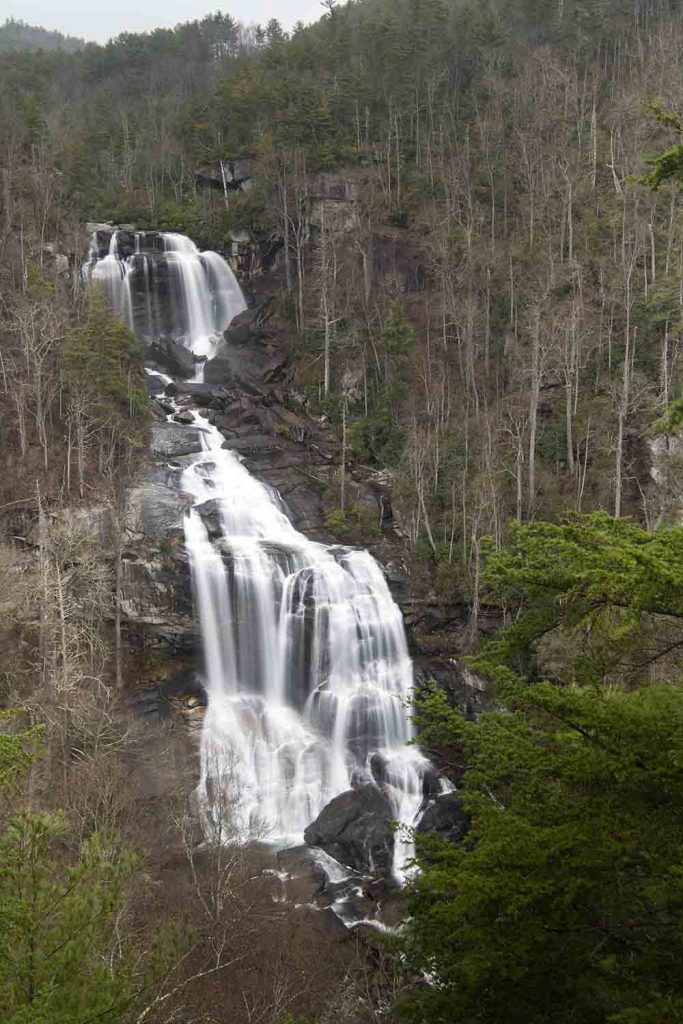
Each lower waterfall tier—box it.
[181,414,430,877]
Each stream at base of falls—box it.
[85,228,432,887]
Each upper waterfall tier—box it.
[82,229,246,358]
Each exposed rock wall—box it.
[121,288,486,710]
[648,433,683,526]
[120,427,201,652]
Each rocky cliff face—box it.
[119,296,485,715]
[648,433,683,526]
[120,433,199,652]
[103,192,490,710]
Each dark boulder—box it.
[224,300,272,346]
[417,792,470,845]
[149,401,167,422]
[194,166,224,192]
[146,373,168,396]
[304,785,395,876]
[223,435,281,454]
[276,845,329,903]
[362,875,400,903]
[377,890,407,928]
[173,382,226,407]
[92,227,114,258]
[223,402,277,433]
[334,893,377,925]
[204,337,285,390]
[225,321,256,347]
[204,347,248,388]
[115,229,137,257]
[272,485,322,535]
[145,338,196,379]
[174,411,195,425]
[301,905,349,943]
[195,160,253,193]
[213,395,265,431]
[228,159,253,185]
[195,499,224,541]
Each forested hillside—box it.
[3,3,683,1022]
[0,17,85,53]
[3,0,683,601]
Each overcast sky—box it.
[1,0,326,41]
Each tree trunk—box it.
[615,260,634,518]
[565,378,574,475]
[340,397,347,512]
[528,310,540,517]
[281,167,292,295]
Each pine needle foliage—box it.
[404,681,683,1024]
[0,813,139,1024]
[473,513,683,687]
[403,512,683,1024]
[63,289,146,428]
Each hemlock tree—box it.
[401,513,683,1024]
[402,681,683,1024]
[474,512,683,687]
[62,290,146,480]
[0,714,143,1024]
[0,813,139,1024]
[0,712,39,792]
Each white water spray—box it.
[83,228,246,357]
[181,416,429,876]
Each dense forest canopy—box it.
[0,17,85,53]
[4,0,683,584]
[4,0,683,641]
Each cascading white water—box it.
[86,229,429,878]
[83,228,246,358]
[181,417,429,877]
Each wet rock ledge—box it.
[119,423,202,653]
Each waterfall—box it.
[87,230,428,878]
[181,417,429,877]
[83,228,246,357]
